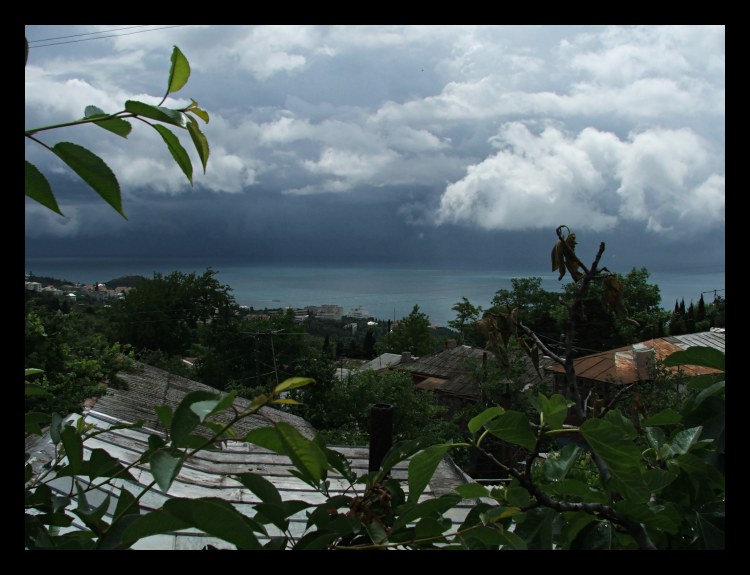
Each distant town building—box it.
[348,305,370,319]
[25,281,42,292]
[307,304,343,321]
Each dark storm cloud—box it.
[25,25,724,272]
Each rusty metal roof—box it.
[545,331,725,386]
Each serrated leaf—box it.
[485,411,537,451]
[149,449,183,492]
[187,117,209,174]
[152,124,193,185]
[163,497,263,550]
[167,46,191,94]
[273,377,314,395]
[51,142,124,217]
[188,101,209,123]
[93,117,132,138]
[25,161,63,215]
[468,407,504,434]
[235,473,282,504]
[276,422,328,485]
[124,100,187,128]
[408,444,452,503]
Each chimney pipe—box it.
[368,403,393,472]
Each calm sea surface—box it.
[24,258,725,327]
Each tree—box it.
[448,297,482,345]
[109,269,234,358]
[374,304,436,357]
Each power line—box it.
[27,25,187,49]
[27,25,153,44]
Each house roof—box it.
[26,404,476,550]
[101,363,317,439]
[544,331,725,386]
[398,345,554,401]
[360,353,407,371]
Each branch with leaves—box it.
[25,43,209,219]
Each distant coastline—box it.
[25,257,725,327]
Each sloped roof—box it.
[360,353,406,371]
[399,345,554,401]
[26,408,476,550]
[545,331,725,386]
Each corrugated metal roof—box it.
[545,331,724,385]
[26,409,476,550]
[359,353,406,371]
[103,363,317,439]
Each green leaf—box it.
[455,483,491,500]
[25,368,44,377]
[392,494,461,531]
[171,390,217,446]
[641,408,682,427]
[85,106,132,138]
[643,468,678,493]
[468,406,504,434]
[670,426,703,455]
[687,373,724,392]
[485,411,537,451]
[321,444,357,484]
[163,497,263,550]
[273,376,314,395]
[539,393,572,430]
[294,530,340,550]
[408,444,452,503]
[49,413,63,445]
[543,479,609,503]
[25,161,63,215]
[25,412,51,436]
[580,418,648,499]
[377,438,431,479]
[235,473,282,504]
[124,100,187,128]
[121,509,190,546]
[167,46,191,94]
[692,381,725,409]
[152,124,193,185]
[113,486,138,520]
[24,383,49,397]
[263,537,288,550]
[271,398,303,405]
[154,405,173,429]
[275,422,328,485]
[51,142,124,218]
[570,520,613,550]
[414,517,451,541]
[543,444,581,482]
[73,493,111,536]
[149,449,183,492]
[25,464,32,483]
[663,347,724,371]
[602,409,638,440]
[614,501,680,534]
[60,425,84,473]
[244,427,285,453]
[644,426,666,451]
[559,511,597,548]
[187,101,209,123]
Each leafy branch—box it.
[25,44,209,219]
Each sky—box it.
[25,25,725,274]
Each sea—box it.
[24,257,725,327]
